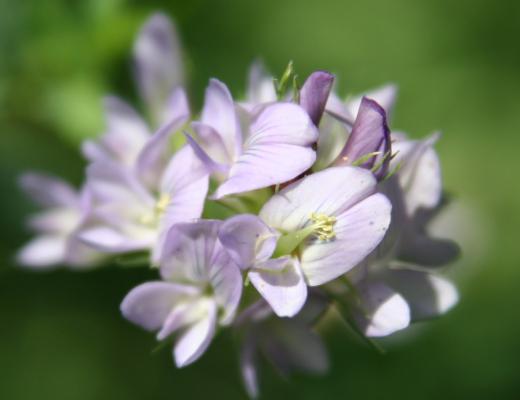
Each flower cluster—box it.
[18,13,460,398]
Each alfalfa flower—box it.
[17,173,102,269]
[121,220,242,367]
[185,79,319,198]
[219,166,392,317]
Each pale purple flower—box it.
[185,79,319,198]
[79,125,209,262]
[120,220,242,367]
[82,13,189,169]
[236,295,329,398]
[17,173,102,269]
[220,167,392,317]
[242,60,277,112]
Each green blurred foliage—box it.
[1,0,520,399]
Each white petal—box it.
[17,235,67,268]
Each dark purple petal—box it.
[300,71,334,126]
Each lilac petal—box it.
[19,173,79,208]
[219,214,278,269]
[260,319,329,375]
[174,299,217,367]
[184,132,230,175]
[301,192,392,286]
[160,220,220,283]
[334,97,391,173]
[214,103,318,198]
[87,160,154,206]
[201,79,241,161]
[383,269,458,320]
[248,258,307,317]
[133,13,184,124]
[17,235,66,268]
[245,59,276,108]
[90,96,150,165]
[254,256,292,271]
[27,209,80,234]
[78,226,152,253]
[392,134,442,215]
[260,166,377,233]
[161,86,190,127]
[299,71,334,126]
[352,280,410,337]
[191,121,233,165]
[152,145,209,262]
[121,281,199,331]
[346,84,398,119]
[208,241,243,325]
[135,114,188,190]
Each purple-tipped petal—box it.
[17,235,67,268]
[173,300,217,367]
[20,173,79,208]
[351,280,410,337]
[219,214,278,269]
[121,281,199,331]
[248,258,307,317]
[383,269,458,320]
[201,79,242,160]
[300,71,334,126]
[134,13,184,124]
[214,103,318,198]
[301,192,392,286]
[334,97,391,173]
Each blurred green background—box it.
[1,0,519,399]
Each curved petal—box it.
[17,235,67,268]
[121,281,199,331]
[299,71,334,126]
[209,242,243,325]
[174,300,217,367]
[78,226,152,253]
[351,280,410,337]
[219,214,278,269]
[133,12,184,124]
[160,220,220,283]
[248,258,307,317]
[391,134,442,215]
[214,103,318,198]
[260,166,377,233]
[19,173,79,208]
[201,79,241,160]
[135,113,188,190]
[301,192,392,286]
[334,97,390,174]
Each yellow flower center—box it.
[138,193,171,226]
[309,212,337,241]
